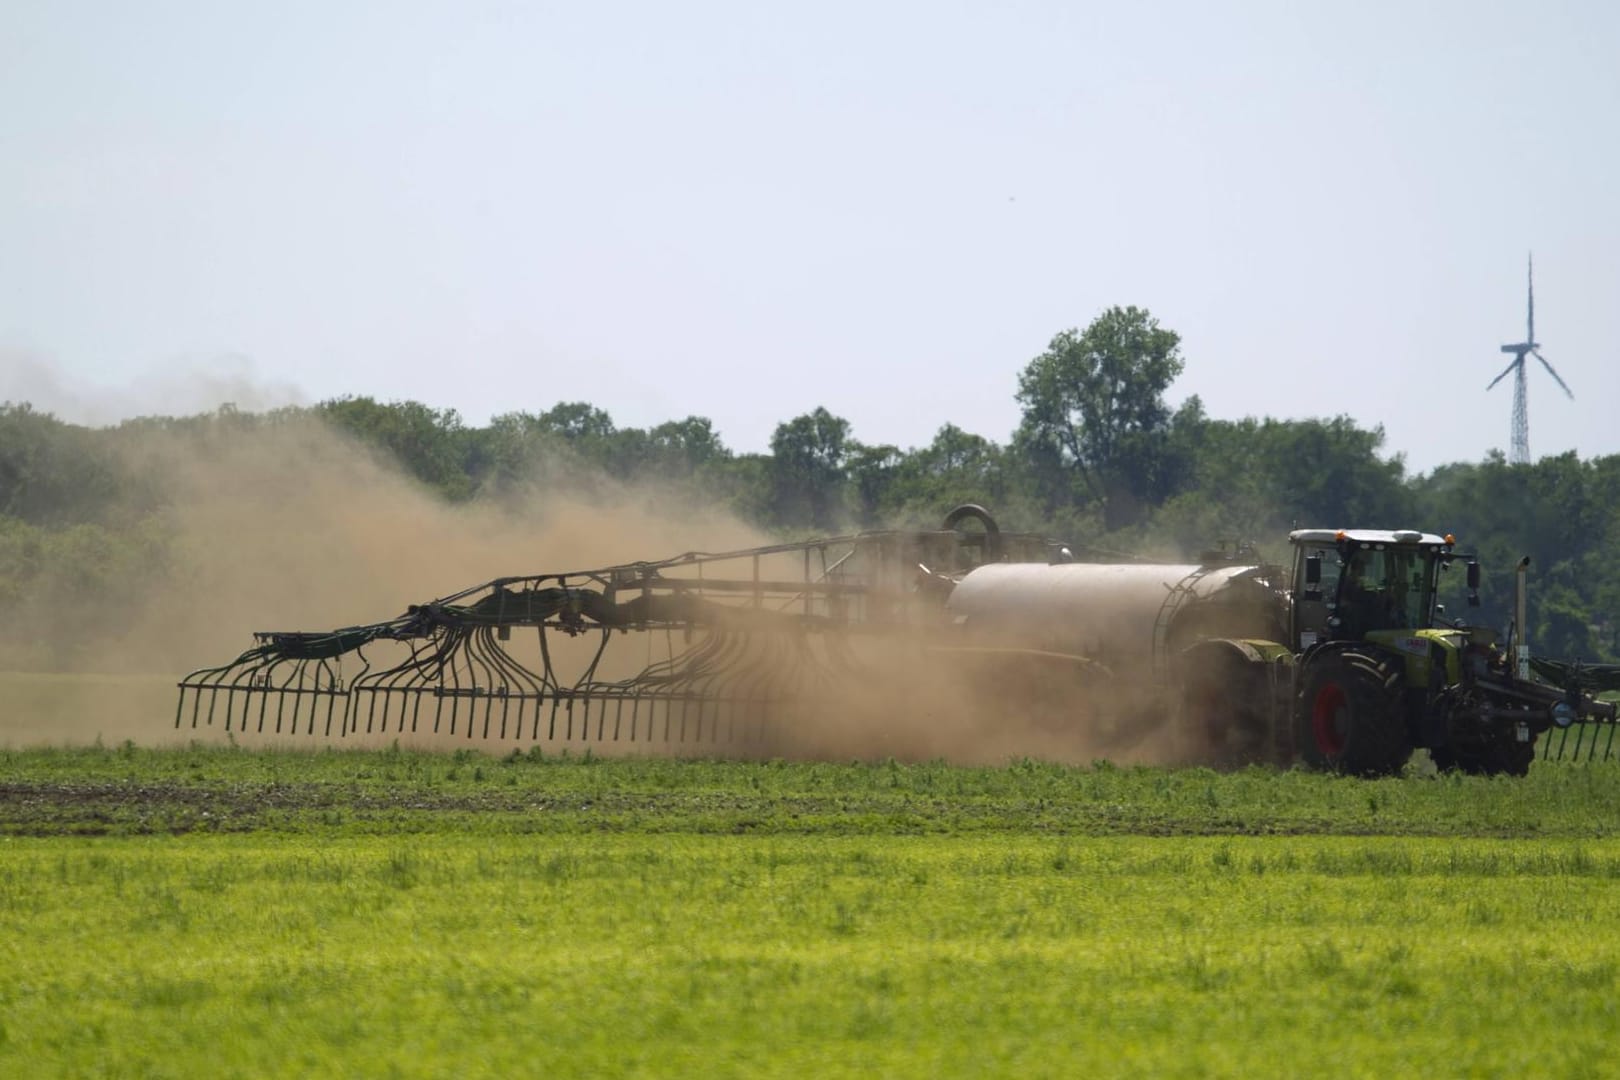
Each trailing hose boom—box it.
[176,508,1059,748]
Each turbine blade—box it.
[1533,349,1574,399]
[1487,356,1520,390]
[1527,253,1535,344]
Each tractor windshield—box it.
[1336,546,1435,633]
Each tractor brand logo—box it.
[1396,637,1430,656]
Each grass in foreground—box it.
[4,747,1620,1077]
[2,743,1620,838]
[2,833,1618,1078]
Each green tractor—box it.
[1282,528,1614,776]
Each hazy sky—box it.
[3,1,1616,473]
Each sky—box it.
[2,0,1616,475]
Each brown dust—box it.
[3,416,1171,763]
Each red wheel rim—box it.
[1312,681,1348,757]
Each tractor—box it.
[1275,528,1609,775]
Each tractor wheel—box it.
[1431,737,1536,778]
[1296,653,1411,777]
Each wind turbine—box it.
[1488,254,1573,465]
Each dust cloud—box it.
[3,410,1180,764]
[761,640,1179,767]
[0,349,307,428]
[1,414,767,748]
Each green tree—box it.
[1014,307,1184,530]
[914,424,998,484]
[647,417,730,475]
[1410,451,1619,662]
[846,441,903,525]
[536,402,616,442]
[316,397,474,499]
[0,403,128,526]
[768,407,851,529]
[881,424,1009,523]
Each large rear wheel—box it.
[1296,653,1411,777]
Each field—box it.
[4,746,1620,1077]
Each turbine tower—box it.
[1488,254,1573,465]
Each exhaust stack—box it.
[1514,556,1531,680]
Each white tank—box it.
[946,562,1277,671]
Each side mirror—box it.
[1466,560,1481,608]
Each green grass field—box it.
[3,747,1620,1077]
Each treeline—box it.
[2,306,1616,666]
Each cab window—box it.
[1338,547,1431,630]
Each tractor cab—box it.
[1287,529,1473,650]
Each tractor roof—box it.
[1289,528,1451,547]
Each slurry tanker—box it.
[178,506,1617,774]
